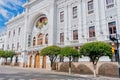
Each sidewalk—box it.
[1,65,120,80]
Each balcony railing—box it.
[27,44,48,51]
[87,37,97,42]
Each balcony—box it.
[27,44,48,51]
[70,40,79,44]
[87,37,97,42]
[57,42,64,45]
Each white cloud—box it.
[0,8,12,19]
[0,0,25,19]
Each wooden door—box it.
[42,55,46,68]
[29,56,32,68]
[35,53,40,68]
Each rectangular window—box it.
[17,42,19,50]
[13,30,15,37]
[7,45,9,49]
[89,26,95,37]
[108,21,116,34]
[73,30,78,40]
[60,33,64,42]
[106,0,114,8]
[28,35,31,47]
[12,44,14,50]
[2,44,4,50]
[88,0,94,14]
[60,11,64,22]
[9,31,11,38]
[73,6,77,18]
[18,28,21,35]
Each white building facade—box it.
[5,0,120,68]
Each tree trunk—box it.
[10,57,12,63]
[69,56,72,75]
[5,58,7,65]
[93,64,97,77]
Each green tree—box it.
[1,51,9,64]
[79,41,112,77]
[0,50,5,58]
[41,45,61,68]
[8,51,15,63]
[1,50,15,64]
[60,46,79,74]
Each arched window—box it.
[45,34,48,44]
[38,33,43,45]
[33,37,36,46]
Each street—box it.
[0,66,119,80]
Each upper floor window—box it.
[73,6,77,18]
[7,45,9,49]
[8,31,11,38]
[33,37,36,46]
[28,35,31,47]
[17,42,19,50]
[108,21,116,34]
[12,44,14,50]
[60,33,64,42]
[88,0,94,14]
[13,30,15,37]
[73,30,78,40]
[106,0,114,8]
[38,33,43,45]
[2,44,4,50]
[45,34,48,44]
[18,28,21,35]
[89,26,95,37]
[60,11,64,22]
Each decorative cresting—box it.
[35,14,48,29]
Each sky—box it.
[0,0,26,33]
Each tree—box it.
[1,50,15,64]
[41,45,61,68]
[60,46,79,74]
[79,41,112,77]
[1,51,9,64]
[8,51,15,63]
[0,50,5,58]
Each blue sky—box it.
[0,0,26,33]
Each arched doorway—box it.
[42,55,46,69]
[29,56,32,68]
[34,53,40,68]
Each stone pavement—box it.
[0,65,120,80]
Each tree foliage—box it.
[79,41,112,77]
[0,50,15,63]
[61,46,79,58]
[0,50,5,58]
[41,45,61,67]
[79,41,112,64]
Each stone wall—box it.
[55,62,118,77]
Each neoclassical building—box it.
[5,0,120,69]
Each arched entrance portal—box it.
[34,53,40,68]
[42,55,46,68]
[29,56,32,68]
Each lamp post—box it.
[109,34,120,78]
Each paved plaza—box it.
[0,66,119,80]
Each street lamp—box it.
[109,34,120,78]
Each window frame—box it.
[60,11,64,22]
[108,21,116,34]
[60,33,64,43]
[73,6,77,19]
[73,30,78,40]
[88,0,94,14]
[89,26,95,37]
